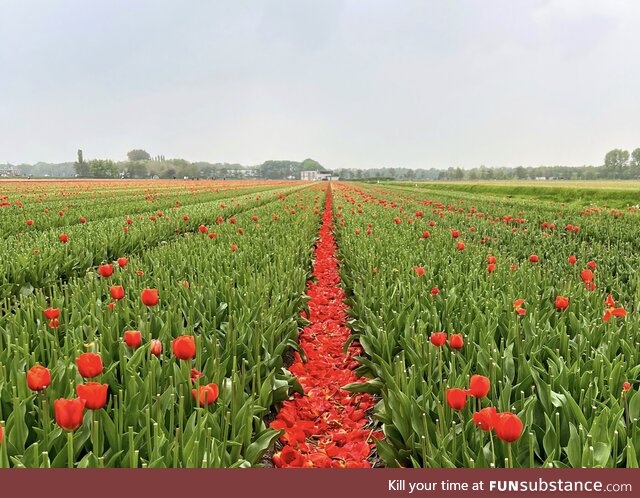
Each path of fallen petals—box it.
[271,188,381,468]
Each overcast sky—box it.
[1,0,639,169]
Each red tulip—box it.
[487,255,497,264]
[231,244,238,252]
[469,375,490,398]
[451,229,459,238]
[449,334,464,350]
[568,255,577,265]
[555,295,569,311]
[59,233,69,243]
[446,388,467,411]
[495,412,523,442]
[76,383,108,410]
[172,335,196,360]
[487,263,496,273]
[98,264,113,278]
[117,257,128,268]
[587,260,597,269]
[198,225,207,234]
[49,319,60,329]
[44,308,60,320]
[413,266,425,277]
[124,330,142,349]
[623,382,631,392]
[422,231,430,238]
[191,368,204,382]
[26,219,33,226]
[430,332,447,347]
[431,287,439,296]
[150,339,163,357]
[473,407,498,431]
[192,383,219,406]
[76,353,103,378]
[529,255,539,263]
[604,295,626,322]
[209,232,216,239]
[585,281,596,291]
[54,398,86,431]
[513,299,526,316]
[27,365,51,391]
[581,269,594,282]
[141,288,159,307]
[80,217,86,224]
[110,285,125,300]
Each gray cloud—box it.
[1,0,639,169]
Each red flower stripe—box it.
[272,188,380,468]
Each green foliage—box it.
[127,149,151,161]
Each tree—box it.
[127,149,151,161]
[604,149,629,178]
[126,161,148,178]
[88,159,119,178]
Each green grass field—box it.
[387,181,640,209]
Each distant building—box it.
[0,164,21,177]
[301,170,338,181]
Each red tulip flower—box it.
[587,260,597,269]
[555,295,569,311]
[446,388,467,411]
[568,255,577,265]
[468,375,490,398]
[231,244,238,252]
[473,407,498,431]
[76,353,103,378]
[431,287,439,296]
[26,219,33,226]
[623,382,631,392]
[192,383,219,406]
[487,263,496,273]
[529,255,539,263]
[44,308,60,320]
[80,217,86,224]
[117,257,128,268]
[141,288,159,307]
[59,233,69,243]
[603,295,626,322]
[456,241,465,251]
[54,398,86,431]
[495,412,523,442]
[513,299,526,316]
[430,332,447,347]
[198,225,207,234]
[413,266,425,277]
[76,383,108,410]
[98,264,113,278]
[451,229,459,238]
[581,269,594,282]
[110,285,125,300]
[191,368,204,382]
[150,339,163,357]
[124,330,142,349]
[449,334,464,350]
[172,335,196,360]
[27,365,51,391]
[422,231,430,238]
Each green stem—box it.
[67,431,74,469]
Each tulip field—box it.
[0,179,639,468]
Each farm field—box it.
[0,179,639,468]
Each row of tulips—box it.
[0,183,324,467]
[334,182,640,468]
[0,180,283,238]
[0,182,309,300]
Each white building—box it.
[0,164,21,177]
[301,170,337,181]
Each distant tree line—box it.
[7,147,640,181]
[336,148,640,181]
